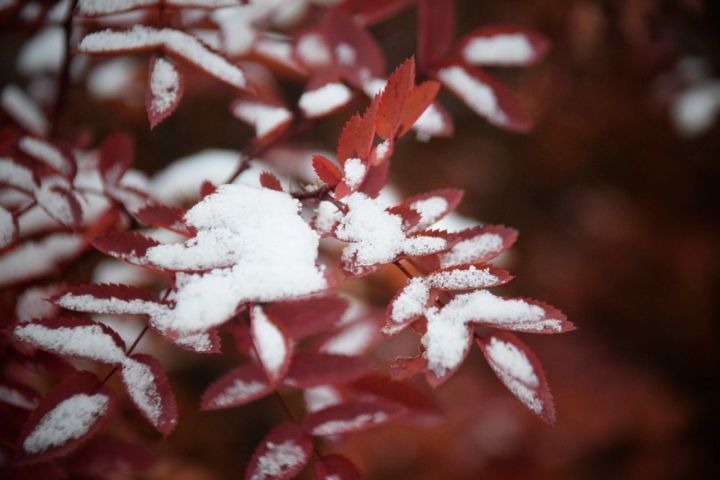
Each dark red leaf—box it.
[303,400,406,436]
[389,188,463,231]
[356,157,389,198]
[16,371,115,464]
[313,454,362,480]
[349,374,442,423]
[283,352,374,388]
[91,231,159,265]
[18,136,76,179]
[245,423,313,480]
[146,55,185,129]
[35,179,83,229]
[136,204,196,236]
[312,155,342,187]
[399,80,441,136]
[417,0,456,72]
[337,103,377,165]
[376,57,415,140]
[200,180,216,198]
[201,363,272,410]
[431,224,518,269]
[476,331,556,424]
[389,355,426,381]
[265,294,348,339]
[259,171,283,191]
[67,435,156,478]
[0,379,40,410]
[98,132,134,187]
[120,354,178,435]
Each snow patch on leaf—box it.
[299,83,352,118]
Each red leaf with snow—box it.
[120,354,178,435]
[458,25,550,67]
[18,136,76,179]
[91,231,159,265]
[433,224,518,269]
[0,379,40,410]
[356,157,389,198]
[399,80,441,137]
[35,178,83,229]
[467,295,575,334]
[98,132,134,187]
[231,98,292,140]
[146,55,184,129]
[303,400,405,436]
[200,180,216,198]
[318,313,383,356]
[264,294,348,339]
[376,57,415,140]
[339,0,414,26]
[259,172,283,192]
[13,317,127,365]
[312,155,342,188]
[16,371,115,464]
[299,78,353,119]
[251,305,293,384]
[385,277,431,335]
[162,328,222,355]
[417,0,456,72]
[412,100,454,139]
[349,374,442,422]
[136,204,195,236]
[313,454,362,480]
[282,352,374,388]
[477,332,556,424]
[0,205,18,248]
[201,363,271,410]
[55,282,157,308]
[246,423,313,480]
[67,435,156,478]
[390,188,463,231]
[437,63,531,132]
[425,264,513,291]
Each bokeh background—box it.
[3,0,720,478]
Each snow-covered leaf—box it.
[313,454,362,480]
[18,136,76,179]
[0,204,18,248]
[0,233,86,287]
[282,353,373,388]
[34,177,83,229]
[54,283,161,317]
[245,423,313,480]
[299,82,352,118]
[437,63,531,132]
[13,317,127,365]
[251,305,292,383]
[119,354,178,435]
[0,379,40,410]
[425,264,512,291]
[91,232,160,266]
[231,98,292,140]
[435,225,518,268]
[1,84,48,136]
[201,363,271,410]
[146,55,184,128]
[390,189,463,231]
[17,372,114,464]
[477,332,555,423]
[303,400,405,436]
[458,26,550,66]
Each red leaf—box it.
[18,136,76,179]
[136,204,196,236]
[412,100,455,139]
[338,0,414,26]
[264,294,348,339]
[162,328,222,354]
[337,105,377,165]
[467,295,575,334]
[349,374,442,423]
[231,98,292,140]
[432,224,518,269]
[476,331,556,424]
[251,305,293,383]
[98,132,134,187]
[437,63,532,132]
[313,454,362,480]
[417,0,456,72]
[67,435,156,478]
[318,313,383,356]
[245,423,313,480]
[259,171,283,192]
[55,283,159,315]
[356,156,389,198]
[0,379,40,410]
[384,277,431,335]
[312,155,342,187]
[389,355,426,381]
[146,55,184,129]
[0,205,18,249]
[303,400,406,436]
[425,264,513,291]
[91,231,159,265]
[282,352,374,388]
[16,371,115,464]
[35,178,83,229]
[13,316,127,365]
[120,354,178,435]
[389,188,463,231]
[376,57,415,140]
[201,363,272,410]
[200,180,216,198]
[299,71,352,119]
[399,80,441,137]
[457,25,551,67]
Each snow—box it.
[671,81,720,138]
[411,196,448,227]
[148,57,181,117]
[312,411,388,436]
[297,33,331,67]
[0,233,85,288]
[0,206,14,248]
[254,37,303,72]
[485,337,542,413]
[439,233,504,268]
[79,26,247,90]
[13,323,126,364]
[314,200,342,236]
[413,103,445,141]
[55,293,167,318]
[437,65,506,125]
[304,386,342,413]
[335,193,447,274]
[335,42,356,65]
[0,157,35,191]
[120,358,162,423]
[18,27,64,75]
[299,83,351,118]
[320,320,376,355]
[19,136,71,176]
[0,386,37,410]
[374,140,391,162]
[389,277,430,328]
[213,378,266,407]
[34,177,79,226]
[87,58,141,100]
[251,440,306,480]
[423,308,470,377]
[427,266,499,290]
[78,0,156,16]
[463,34,534,65]
[252,305,287,379]
[23,393,109,454]
[1,84,49,136]
[16,285,59,322]
[232,101,292,138]
[342,158,366,189]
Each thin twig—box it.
[49,0,79,136]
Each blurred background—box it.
[3,0,720,478]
